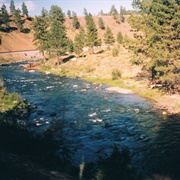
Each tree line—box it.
[32,6,125,62]
[0,0,29,32]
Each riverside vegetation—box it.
[0,1,180,179]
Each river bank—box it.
[1,47,179,115]
[40,48,180,116]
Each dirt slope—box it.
[0,15,134,53]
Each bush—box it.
[112,69,121,80]
[112,47,119,57]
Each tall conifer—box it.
[22,2,28,17]
[10,0,15,14]
[104,26,115,45]
[130,0,180,92]
[85,12,101,54]
[32,15,49,62]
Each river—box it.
[0,61,180,179]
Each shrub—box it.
[112,69,121,80]
[112,47,119,57]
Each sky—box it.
[0,0,134,16]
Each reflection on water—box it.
[0,62,180,178]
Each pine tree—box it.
[74,27,85,57]
[41,7,48,18]
[49,5,65,22]
[66,39,74,53]
[120,6,126,23]
[131,0,180,92]
[32,15,49,62]
[104,26,115,45]
[83,8,88,16]
[50,19,68,62]
[22,2,28,17]
[10,0,16,14]
[117,31,123,44]
[1,4,10,31]
[98,17,105,30]
[85,12,101,54]
[14,9,23,32]
[72,11,80,29]
[67,10,71,19]
[109,5,118,16]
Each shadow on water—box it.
[144,115,180,179]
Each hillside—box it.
[0,16,133,53]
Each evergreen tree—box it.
[1,4,10,31]
[49,5,65,22]
[74,27,85,57]
[22,2,28,17]
[66,39,74,53]
[109,5,118,16]
[67,10,71,19]
[32,15,49,62]
[41,7,48,18]
[104,26,115,45]
[14,9,23,32]
[120,6,126,22]
[130,0,180,92]
[83,8,88,16]
[98,17,105,30]
[72,11,80,29]
[117,31,123,44]
[50,19,68,61]
[85,12,101,53]
[110,5,120,24]
[10,0,16,14]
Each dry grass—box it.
[43,45,180,115]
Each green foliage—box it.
[67,10,71,18]
[0,79,28,115]
[109,5,118,16]
[10,0,15,14]
[117,31,123,44]
[112,69,121,80]
[104,26,115,45]
[0,4,10,31]
[66,39,74,53]
[14,9,23,32]
[85,12,101,53]
[74,27,85,56]
[49,5,65,22]
[72,11,80,29]
[32,15,49,62]
[22,2,28,17]
[41,7,48,17]
[98,17,105,30]
[50,19,68,56]
[130,0,180,92]
[120,6,126,22]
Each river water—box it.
[0,62,180,178]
